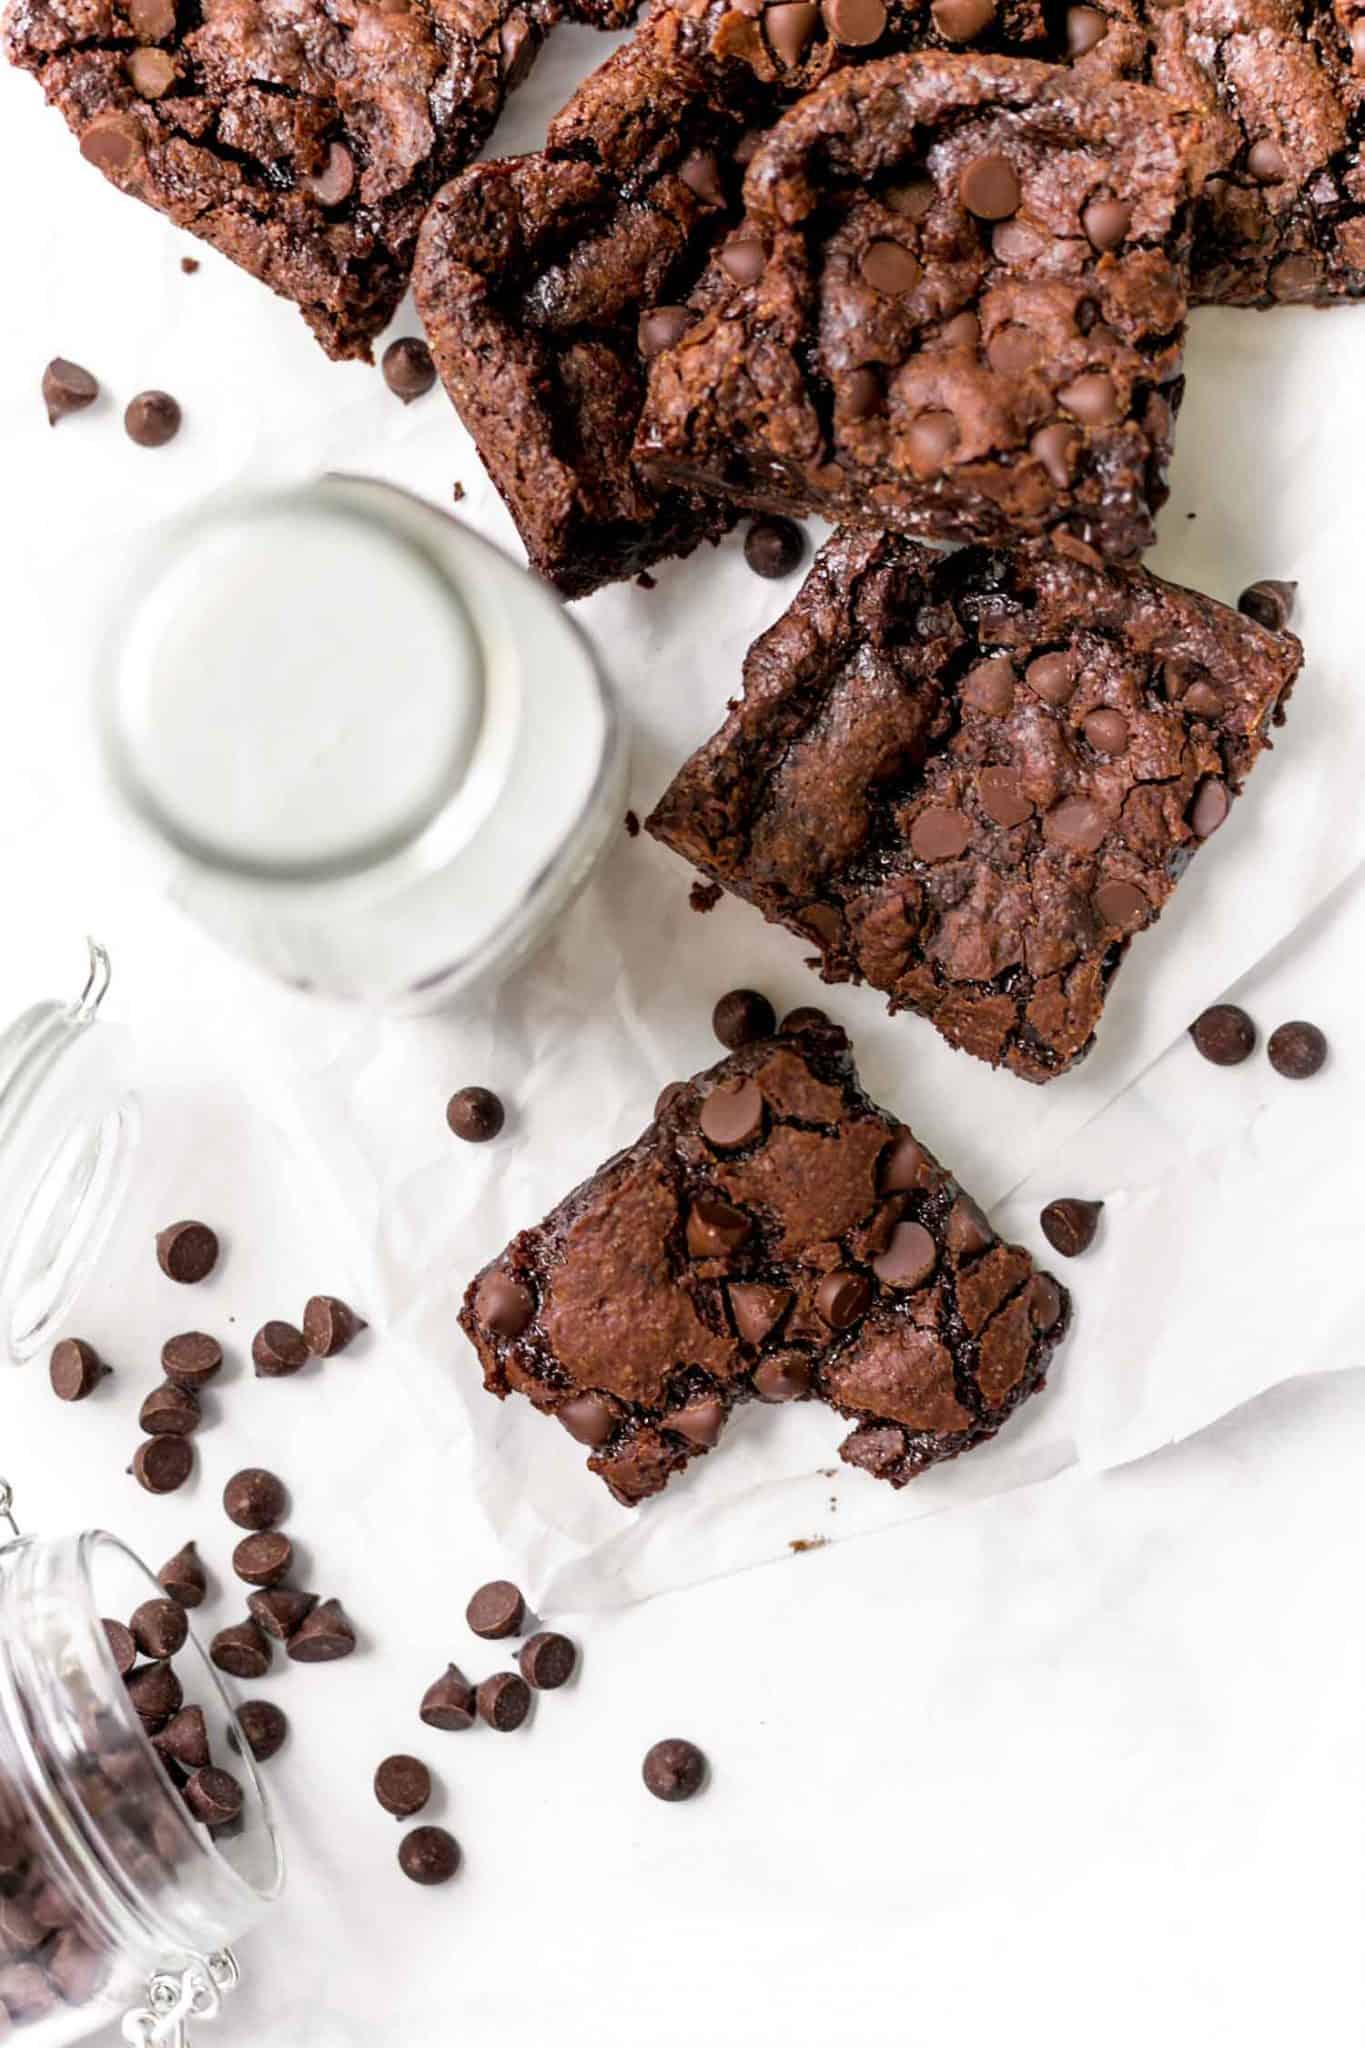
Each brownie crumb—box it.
[788,1537,827,1554]
[689,881,723,915]
[451,482,466,504]
[624,810,641,838]
[636,571,658,590]
[180,256,199,275]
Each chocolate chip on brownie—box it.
[154,1705,210,1773]
[49,1338,108,1402]
[155,1221,219,1284]
[1190,1004,1257,1066]
[41,357,98,425]
[642,1738,706,1802]
[1267,1019,1328,1079]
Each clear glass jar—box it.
[0,1522,281,2044]
[96,477,628,1009]
[0,943,139,1368]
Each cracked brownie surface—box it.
[4,0,636,361]
[636,53,1217,558]
[459,1019,1069,1504]
[647,532,1302,1082]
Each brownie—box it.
[412,0,1060,595]
[647,532,1302,1083]
[636,54,1217,559]
[3,0,637,363]
[459,1019,1069,1503]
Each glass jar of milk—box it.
[95,478,626,1009]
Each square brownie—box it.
[459,1019,1069,1504]
[647,532,1302,1082]
[636,53,1218,559]
[4,0,637,362]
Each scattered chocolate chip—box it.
[302,1294,367,1356]
[624,809,641,837]
[183,1766,242,1829]
[558,1392,616,1446]
[139,1381,200,1436]
[780,1006,829,1033]
[287,1597,356,1662]
[1040,1197,1103,1257]
[753,1353,811,1402]
[466,1581,525,1640]
[815,1269,873,1329]
[642,1738,706,1802]
[398,1825,460,1885]
[251,1320,310,1378]
[518,1632,576,1690]
[102,1618,137,1677]
[712,988,777,1049]
[160,1331,223,1389]
[156,1220,219,1284]
[872,1220,937,1288]
[154,1705,210,1774]
[1237,579,1296,631]
[959,152,1020,220]
[125,390,182,448]
[381,337,435,403]
[126,1661,183,1728]
[669,1395,726,1448]
[130,1435,195,1494]
[744,516,804,580]
[304,141,356,207]
[375,1754,431,1820]
[476,1672,531,1731]
[233,1531,293,1588]
[1190,1003,1257,1066]
[823,0,887,41]
[1267,1020,1328,1079]
[223,1468,288,1531]
[420,1664,477,1730]
[235,1698,288,1763]
[247,1588,318,1641]
[476,1271,534,1338]
[446,1086,505,1143]
[49,1337,108,1402]
[209,1621,272,1680]
[158,1540,207,1608]
[42,357,98,426]
[130,1597,189,1662]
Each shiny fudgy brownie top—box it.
[648,532,1302,1082]
[459,1019,1069,1504]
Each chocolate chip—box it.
[1093,880,1149,929]
[210,1621,272,1680]
[727,1281,791,1346]
[154,1705,210,1773]
[398,1825,460,1885]
[872,1220,937,1288]
[156,1220,218,1284]
[1189,1003,1257,1066]
[1043,796,1108,853]
[139,1382,200,1436]
[642,1738,707,1801]
[639,307,692,357]
[1237,579,1296,631]
[1059,373,1118,425]
[719,236,765,286]
[235,1699,288,1762]
[80,110,144,175]
[1267,1020,1328,1079]
[223,1468,287,1530]
[815,1269,872,1329]
[931,0,994,32]
[880,1129,934,1192]
[42,357,98,426]
[247,1588,317,1640]
[381,337,435,404]
[251,1320,310,1378]
[766,0,818,66]
[1040,1198,1103,1257]
[375,1755,431,1820]
[1247,138,1287,183]
[978,767,1033,828]
[476,1271,534,1338]
[127,46,175,95]
[1084,709,1129,755]
[126,1661,183,1728]
[1030,423,1080,489]
[712,988,777,1049]
[843,367,882,418]
[302,1294,367,1356]
[304,141,355,207]
[961,656,1015,715]
[49,1337,108,1402]
[499,12,536,84]
[287,1598,357,1662]
[699,1077,765,1150]
[158,1541,207,1608]
[861,239,920,295]
[887,176,936,219]
[823,0,886,40]
[420,1664,477,1729]
[130,1436,194,1494]
[669,1395,726,1447]
[1026,652,1078,706]
[477,1672,532,1730]
[959,153,1020,220]
[130,0,176,35]
[466,1580,525,1640]
[906,410,958,472]
[678,149,725,204]
[557,1393,616,1446]
[1188,778,1230,837]
[1028,1274,1064,1332]
[131,1598,188,1662]
[160,1331,223,1389]
[753,1352,811,1401]
[183,1767,242,1829]
[446,1086,505,1142]
[125,391,182,448]
[1082,198,1131,250]
[780,1006,830,1033]
[518,1631,577,1690]
[744,516,804,579]
[687,1196,752,1257]
[233,1531,293,1587]
[1066,3,1108,51]
[987,324,1040,375]
[102,1619,137,1677]
[910,805,971,861]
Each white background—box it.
[1,24,1363,2047]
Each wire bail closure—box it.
[122,1948,241,2047]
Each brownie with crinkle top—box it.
[636,53,1218,558]
[3,0,637,361]
[459,1018,1069,1504]
[647,532,1302,1083]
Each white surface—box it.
[0,26,1362,2048]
